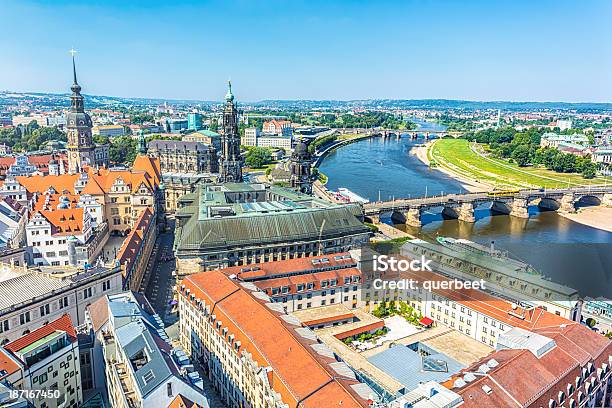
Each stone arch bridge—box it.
[363,187,612,227]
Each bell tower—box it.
[65,50,95,173]
[218,81,243,183]
[290,137,313,194]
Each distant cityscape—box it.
[0,49,609,408]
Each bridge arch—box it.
[489,200,512,215]
[536,197,561,211]
[575,195,602,208]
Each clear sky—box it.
[2,0,611,102]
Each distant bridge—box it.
[311,128,464,166]
[363,187,612,227]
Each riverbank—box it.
[559,206,612,233]
[413,142,491,193]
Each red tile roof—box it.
[38,207,85,236]
[17,174,80,195]
[181,271,369,408]
[5,314,76,355]
[302,312,356,327]
[168,394,205,408]
[224,252,356,281]
[451,323,612,408]
[0,348,22,380]
[116,208,154,277]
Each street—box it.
[140,222,229,408]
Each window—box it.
[111,197,118,203]
[111,208,119,215]
[167,382,173,397]
[20,312,31,325]
[0,320,9,333]
[40,304,50,317]
[102,280,111,291]
[83,287,92,299]
[59,296,69,309]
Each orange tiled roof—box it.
[168,395,205,408]
[86,295,110,332]
[5,314,76,355]
[222,252,356,281]
[87,167,156,194]
[116,208,154,277]
[133,154,161,185]
[454,323,612,408]
[0,348,22,380]
[16,174,80,195]
[38,207,84,236]
[182,271,368,408]
[33,192,80,212]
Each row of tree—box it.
[464,127,597,179]
[305,112,415,130]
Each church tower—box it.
[218,81,243,183]
[65,52,95,174]
[289,137,313,194]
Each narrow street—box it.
[140,220,229,408]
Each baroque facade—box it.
[147,139,218,174]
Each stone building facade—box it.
[147,140,218,174]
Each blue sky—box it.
[1,0,611,102]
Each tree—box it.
[209,119,219,132]
[109,136,137,164]
[26,120,40,135]
[245,147,272,168]
[511,144,531,166]
[131,113,154,124]
[581,164,596,179]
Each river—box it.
[318,120,612,297]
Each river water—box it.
[318,120,612,297]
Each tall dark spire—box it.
[69,49,84,113]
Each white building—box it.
[263,119,292,137]
[86,292,209,408]
[0,197,27,248]
[0,263,122,344]
[557,119,573,131]
[26,207,93,267]
[6,155,37,177]
[0,176,28,205]
[540,132,589,148]
[243,127,292,150]
[243,127,260,147]
[1,314,83,408]
[92,125,125,137]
